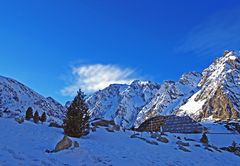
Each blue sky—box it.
[0,0,240,103]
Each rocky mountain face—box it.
[87,81,160,128]
[135,72,202,127]
[177,51,240,121]
[88,51,240,128]
[0,76,66,123]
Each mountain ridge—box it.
[88,50,240,128]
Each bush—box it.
[25,107,33,120]
[33,111,40,123]
[40,112,47,122]
[200,133,208,144]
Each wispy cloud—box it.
[61,64,138,96]
[177,7,240,57]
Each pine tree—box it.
[64,89,90,138]
[40,112,47,122]
[33,111,40,123]
[25,107,33,120]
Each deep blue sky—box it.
[0,0,240,103]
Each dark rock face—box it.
[199,88,239,121]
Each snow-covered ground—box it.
[0,118,240,166]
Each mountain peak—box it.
[178,50,240,121]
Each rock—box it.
[15,117,24,124]
[208,145,222,152]
[235,149,240,157]
[177,136,181,140]
[184,137,196,142]
[146,140,158,145]
[49,122,63,128]
[151,133,161,139]
[205,147,214,152]
[106,127,114,132]
[91,126,97,132]
[157,137,169,143]
[55,136,73,152]
[112,125,120,131]
[176,141,190,147]
[73,141,80,148]
[178,145,191,152]
[92,119,115,127]
[130,133,140,138]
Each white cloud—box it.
[61,64,138,96]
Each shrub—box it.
[33,111,40,123]
[40,112,47,122]
[25,107,33,120]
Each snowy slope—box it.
[0,75,66,122]
[0,118,240,166]
[177,51,240,121]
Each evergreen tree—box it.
[200,133,208,144]
[25,107,33,120]
[64,89,90,138]
[33,111,40,123]
[40,112,47,122]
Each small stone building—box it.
[136,115,203,133]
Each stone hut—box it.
[136,115,203,133]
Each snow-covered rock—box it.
[177,51,240,121]
[0,75,66,122]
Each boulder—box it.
[92,119,115,127]
[176,141,190,147]
[130,133,140,138]
[157,137,169,143]
[73,141,80,148]
[15,117,24,124]
[106,127,115,132]
[151,133,161,139]
[146,140,158,145]
[178,145,191,152]
[55,136,73,152]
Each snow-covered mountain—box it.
[177,51,240,121]
[87,81,160,128]
[88,50,240,128]
[0,75,66,122]
[135,72,202,127]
